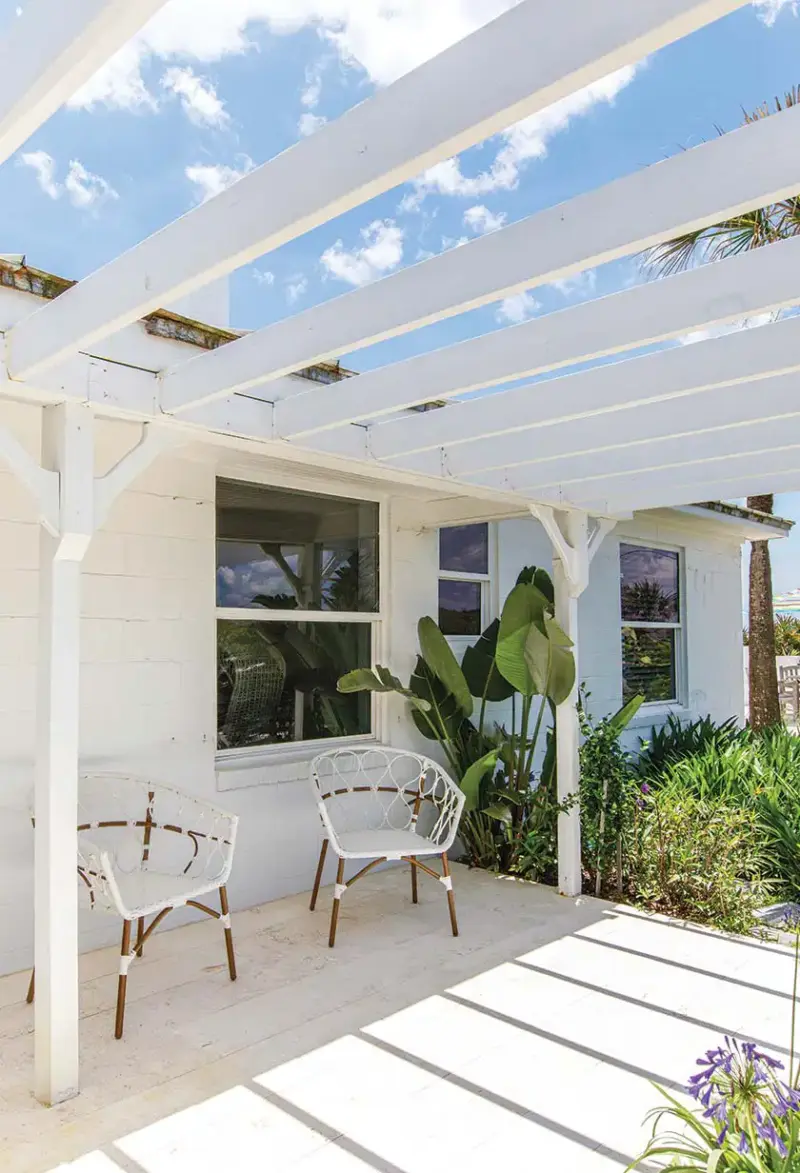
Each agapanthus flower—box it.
[686,1036,797,1156]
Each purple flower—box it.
[640,782,651,795]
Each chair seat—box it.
[334,828,443,860]
[111,868,223,919]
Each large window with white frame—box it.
[215,478,379,753]
[620,541,683,705]
[438,523,491,637]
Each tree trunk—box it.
[747,494,781,730]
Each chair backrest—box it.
[219,646,286,748]
[76,775,238,915]
[310,746,465,853]
[781,664,800,681]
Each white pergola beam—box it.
[508,414,800,492]
[581,469,800,516]
[0,0,169,166]
[278,231,800,445]
[379,303,800,474]
[546,447,800,514]
[8,0,750,383]
[457,374,800,488]
[161,73,798,418]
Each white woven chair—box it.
[27,774,239,1038]
[309,746,466,947]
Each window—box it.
[438,524,490,637]
[620,542,682,705]
[216,478,379,753]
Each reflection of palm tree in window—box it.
[621,580,678,623]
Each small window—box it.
[620,542,682,704]
[438,523,490,637]
[216,479,379,752]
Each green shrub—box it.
[636,713,740,779]
[629,788,770,934]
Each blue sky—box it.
[3,0,800,590]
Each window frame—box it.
[619,537,685,709]
[437,522,497,646]
[215,473,387,764]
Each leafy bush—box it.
[629,787,770,934]
[636,713,741,779]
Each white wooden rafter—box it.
[6,0,750,383]
[0,0,169,166]
[160,91,800,417]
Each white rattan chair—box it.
[309,746,466,947]
[27,774,239,1038]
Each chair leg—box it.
[310,839,328,911]
[115,920,132,1040]
[328,857,345,948]
[219,885,237,982]
[410,856,418,904]
[135,916,145,958]
[26,969,34,1004]
[442,853,459,938]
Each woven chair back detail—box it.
[310,746,464,852]
[76,774,237,917]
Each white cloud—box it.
[286,275,309,303]
[64,160,119,208]
[321,218,404,286]
[463,204,506,234]
[550,269,597,300]
[496,290,540,324]
[680,311,778,346]
[253,267,275,285]
[440,234,470,250]
[405,64,639,207]
[19,150,60,199]
[161,66,229,126]
[301,59,325,108]
[19,151,117,207]
[753,0,797,23]
[67,1,519,112]
[185,156,255,202]
[299,111,327,136]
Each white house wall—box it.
[0,398,748,978]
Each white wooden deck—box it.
[1,865,795,1173]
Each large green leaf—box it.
[459,749,500,812]
[417,616,473,717]
[524,617,576,705]
[516,565,555,609]
[461,619,515,703]
[337,666,431,712]
[409,656,463,741]
[607,693,645,734]
[496,582,551,696]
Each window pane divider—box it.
[439,569,490,582]
[216,607,380,624]
[622,620,680,630]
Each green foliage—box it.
[774,614,800,655]
[578,691,644,897]
[629,788,770,935]
[417,616,473,718]
[636,713,740,779]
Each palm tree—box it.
[646,89,800,730]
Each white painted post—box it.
[34,403,94,1106]
[552,511,587,898]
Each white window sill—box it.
[626,704,691,732]
[215,736,377,791]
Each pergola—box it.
[3,0,799,1107]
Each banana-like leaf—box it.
[496,582,551,696]
[607,693,645,734]
[461,618,515,703]
[418,616,473,717]
[483,803,513,825]
[459,749,500,812]
[337,666,432,712]
[524,618,576,705]
[516,565,555,609]
[410,656,462,740]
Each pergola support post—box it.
[531,506,616,897]
[0,399,177,1106]
[34,402,94,1106]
